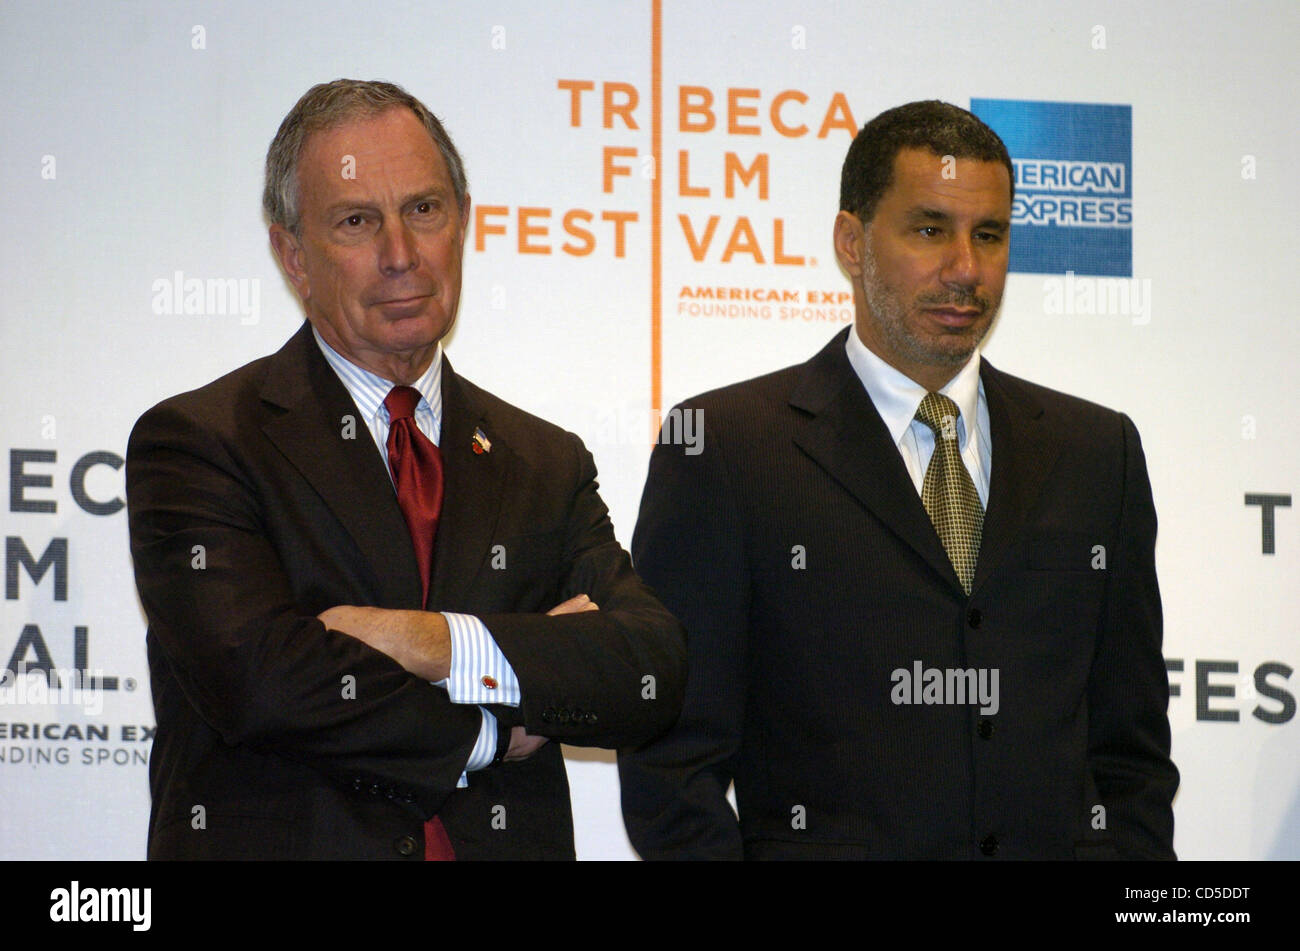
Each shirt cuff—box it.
[437,612,522,706]
[456,706,498,787]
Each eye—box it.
[414,201,435,214]
[340,213,366,228]
[918,226,942,238]
[974,231,1004,244]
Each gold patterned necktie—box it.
[914,392,984,595]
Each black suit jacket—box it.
[618,328,1178,860]
[127,323,685,859]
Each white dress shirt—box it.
[313,326,521,784]
[844,329,992,508]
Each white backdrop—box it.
[1,0,1296,860]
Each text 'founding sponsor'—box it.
[677,285,852,322]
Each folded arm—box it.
[317,429,686,751]
[127,402,481,816]
[477,432,688,749]
[318,594,602,760]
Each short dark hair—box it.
[839,100,1014,223]
[264,79,468,235]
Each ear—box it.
[269,224,310,300]
[458,193,471,245]
[833,210,866,278]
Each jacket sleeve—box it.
[127,400,481,818]
[617,406,750,859]
[1087,413,1180,859]
[478,431,687,750]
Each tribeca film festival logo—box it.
[150,270,261,324]
[970,98,1150,324]
[472,78,858,325]
[50,882,151,932]
[4,446,151,767]
[6,447,127,705]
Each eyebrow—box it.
[904,206,1010,231]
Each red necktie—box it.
[383,385,456,862]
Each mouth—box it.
[375,293,432,305]
[372,293,433,317]
[922,305,984,327]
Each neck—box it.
[366,349,437,384]
[311,323,438,384]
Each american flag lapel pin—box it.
[472,427,492,455]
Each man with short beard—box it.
[619,100,1178,860]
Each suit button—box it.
[542,708,556,723]
[352,778,364,792]
[557,708,572,723]
[368,784,382,796]
[977,718,994,739]
[395,835,418,857]
[584,712,598,725]
[967,608,982,629]
[980,835,999,856]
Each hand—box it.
[317,605,452,682]
[547,594,600,615]
[504,725,549,762]
[491,597,594,763]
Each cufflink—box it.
[481,675,498,690]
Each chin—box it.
[385,317,447,345]
[914,340,977,368]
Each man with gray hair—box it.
[127,79,685,860]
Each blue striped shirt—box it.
[313,326,521,784]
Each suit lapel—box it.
[429,357,510,611]
[791,330,959,590]
[258,323,423,607]
[971,362,1060,594]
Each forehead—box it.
[878,147,1011,217]
[296,107,449,195]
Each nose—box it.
[377,219,419,274]
[940,235,979,291]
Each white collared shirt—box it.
[313,326,520,783]
[844,329,992,508]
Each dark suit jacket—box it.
[127,323,685,860]
[618,328,1178,860]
